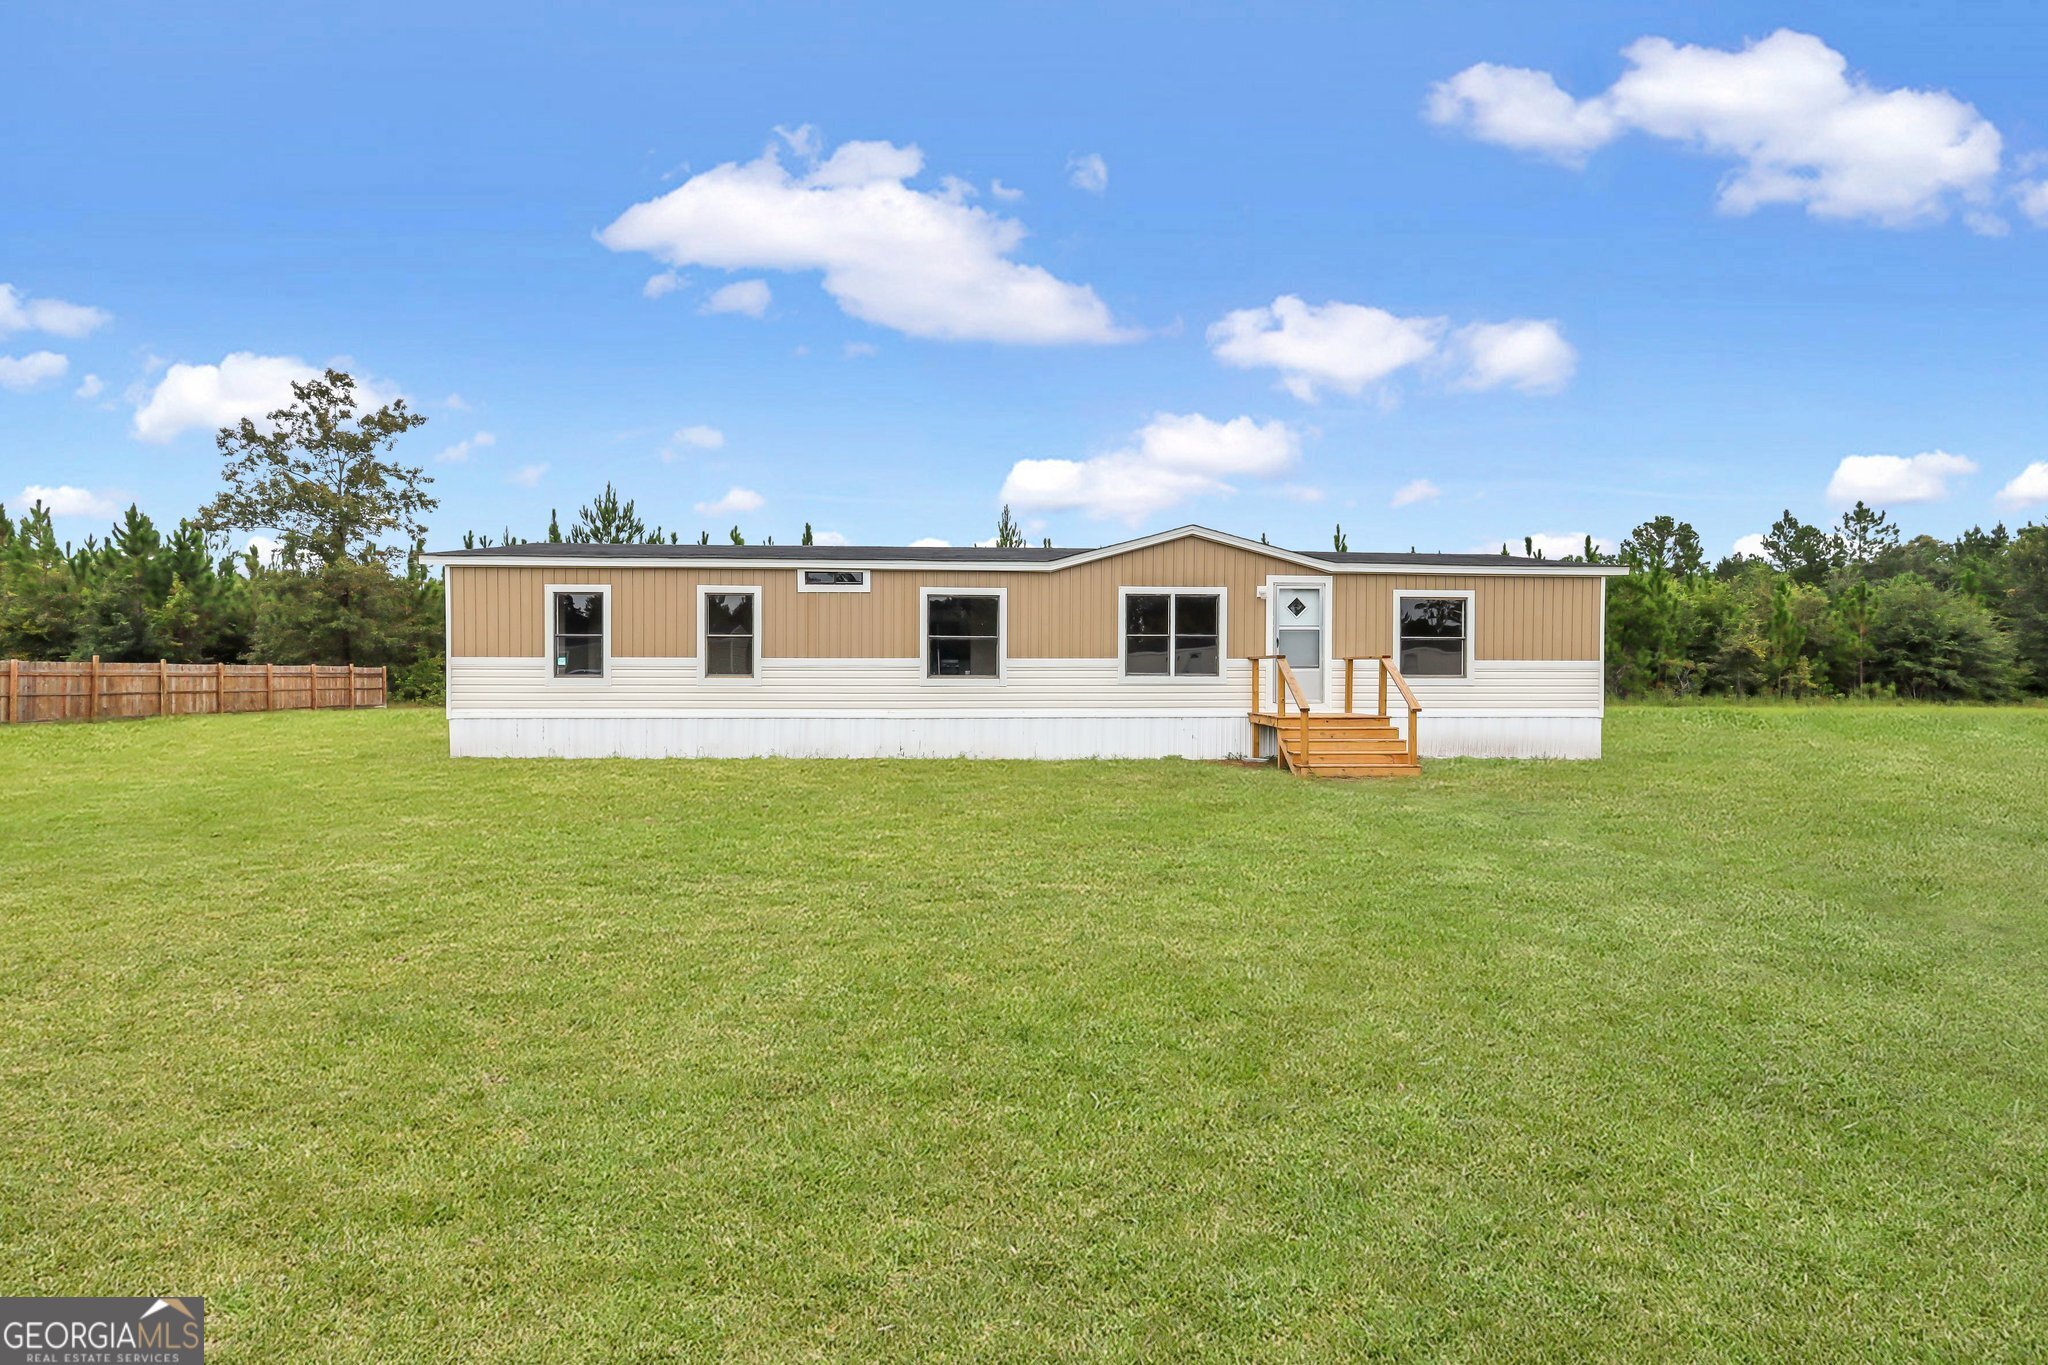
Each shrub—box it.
[390,656,445,704]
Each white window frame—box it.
[543,582,612,685]
[796,567,871,593]
[697,583,763,684]
[1117,586,1228,682]
[920,586,1007,684]
[1390,587,1476,683]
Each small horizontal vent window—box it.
[799,569,869,592]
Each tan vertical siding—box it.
[447,546,1603,662]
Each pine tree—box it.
[993,504,1025,548]
[1332,524,1348,552]
[547,509,563,543]
[802,522,814,546]
[729,526,745,545]
[569,484,648,544]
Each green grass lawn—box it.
[2,706,2045,1360]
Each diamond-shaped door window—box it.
[1286,596,1307,617]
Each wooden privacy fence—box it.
[1,658,387,725]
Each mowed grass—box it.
[2,707,2045,1360]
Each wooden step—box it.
[1308,763,1421,779]
[1305,751,1416,766]
[1280,737,1410,753]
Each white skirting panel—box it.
[1419,714,1601,760]
[450,713,1261,760]
[1248,714,1601,760]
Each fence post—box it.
[347,665,357,710]
[5,658,15,724]
[381,665,388,708]
[89,655,101,722]
[265,662,275,712]
[215,661,226,714]
[159,659,169,719]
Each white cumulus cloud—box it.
[1001,412,1299,523]
[0,284,109,338]
[1390,478,1442,508]
[510,463,548,487]
[132,353,400,443]
[696,485,764,516]
[437,431,497,463]
[74,373,104,399]
[1428,29,2004,227]
[1449,319,1578,393]
[2020,180,2048,227]
[1731,533,1770,558]
[16,484,117,518]
[599,129,1132,344]
[702,278,771,317]
[673,424,725,450]
[1826,450,1976,504]
[1427,64,1619,163]
[1066,152,1108,193]
[643,270,684,299]
[1209,296,1444,401]
[909,537,951,547]
[0,351,68,391]
[1996,461,2048,507]
[811,530,850,546]
[1209,295,1576,402]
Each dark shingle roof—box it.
[425,529,1606,571]
[428,541,1078,563]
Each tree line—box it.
[1597,505,2048,700]
[0,370,446,696]
[5,368,2044,703]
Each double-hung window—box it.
[550,588,606,678]
[925,592,1002,678]
[1123,591,1221,677]
[703,589,757,678]
[1396,594,1469,678]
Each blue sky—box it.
[5,1,2047,556]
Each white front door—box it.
[1270,583,1325,705]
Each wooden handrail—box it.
[1275,657,1311,770]
[1379,655,1423,766]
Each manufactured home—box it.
[423,526,1622,774]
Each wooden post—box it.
[1299,703,1311,771]
[265,663,275,712]
[159,659,169,719]
[1344,658,1355,715]
[1409,712,1421,768]
[215,661,226,714]
[347,665,357,710]
[380,665,387,707]
[88,655,100,721]
[1377,657,1388,719]
[4,658,15,724]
